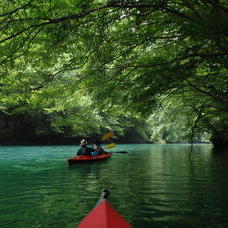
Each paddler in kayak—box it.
[92,141,105,156]
[77,139,93,156]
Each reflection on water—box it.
[0,144,228,227]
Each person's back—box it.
[77,147,91,156]
[77,139,92,156]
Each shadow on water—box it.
[212,146,228,154]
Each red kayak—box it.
[68,153,112,165]
[77,189,132,228]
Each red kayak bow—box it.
[77,190,132,228]
[68,153,112,165]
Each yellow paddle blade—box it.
[101,132,114,142]
[105,143,116,149]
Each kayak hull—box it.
[77,200,132,228]
[68,153,112,165]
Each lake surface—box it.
[0,144,228,227]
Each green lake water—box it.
[0,144,228,228]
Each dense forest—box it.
[0,0,227,146]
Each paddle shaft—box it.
[111,151,128,154]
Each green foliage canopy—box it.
[0,0,228,143]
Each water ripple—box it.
[1,144,228,227]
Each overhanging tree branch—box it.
[0,0,33,17]
[0,1,198,45]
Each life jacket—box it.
[77,147,90,155]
